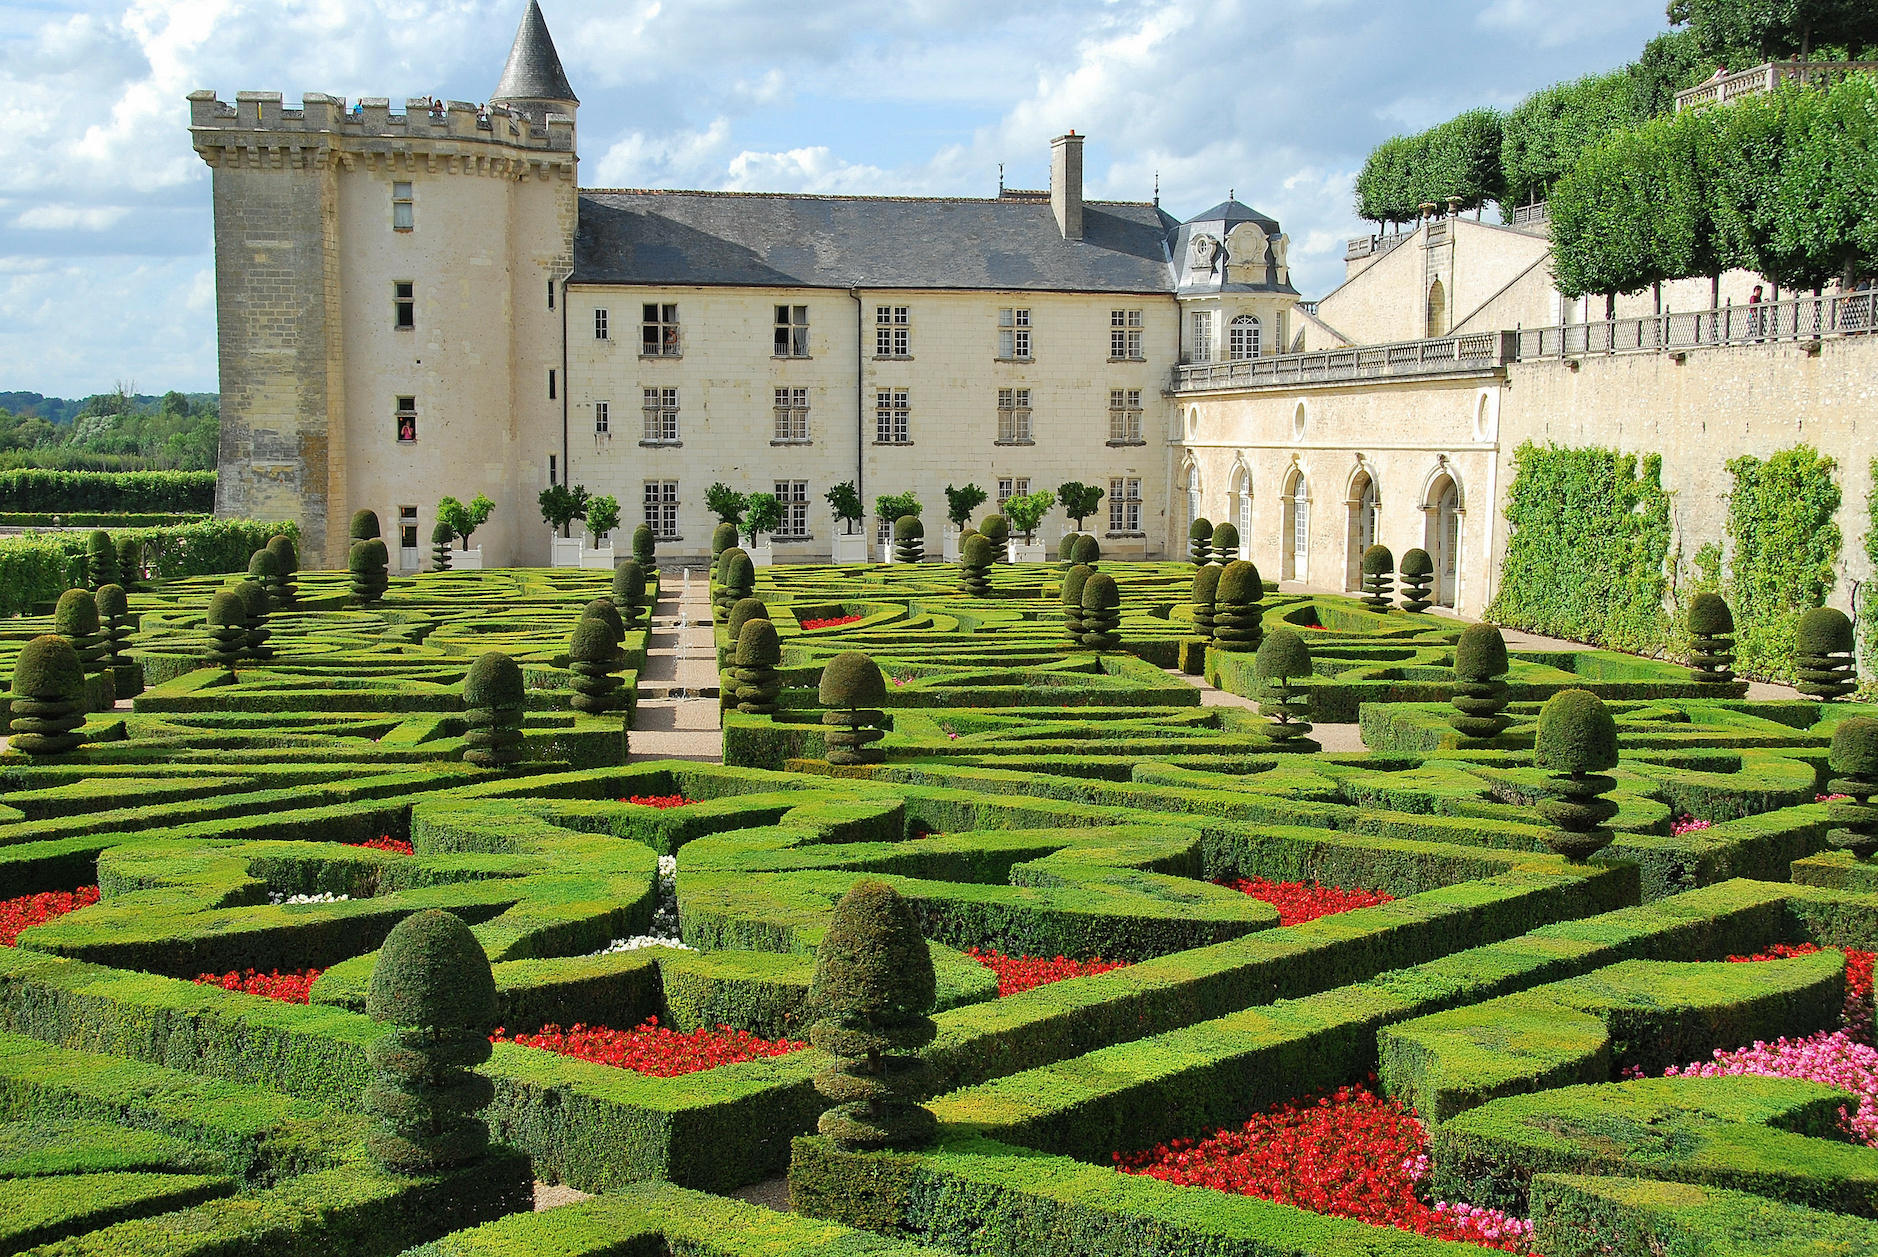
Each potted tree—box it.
[874,492,919,564]
[943,483,986,562]
[437,493,496,569]
[538,483,589,567]
[742,491,783,568]
[825,482,867,564]
[583,494,621,568]
[1055,481,1104,549]
[1002,488,1056,563]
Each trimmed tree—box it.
[87,530,117,590]
[1061,564,1094,644]
[266,535,299,605]
[632,523,656,571]
[1360,545,1395,612]
[1533,689,1620,862]
[711,523,740,581]
[944,484,987,534]
[1071,534,1101,566]
[586,494,622,547]
[978,514,1011,563]
[705,483,748,529]
[1398,548,1434,613]
[827,482,865,538]
[235,578,273,662]
[1449,623,1512,741]
[1191,565,1222,641]
[7,635,87,755]
[1080,572,1121,651]
[893,515,925,564]
[1056,533,1082,566]
[248,549,284,614]
[584,597,625,643]
[1004,490,1055,547]
[350,509,381,541]
[463,651,526,768]
[205,589,247,675]
[715,550,755,619]
[1056,482,1105,532]
[728,598,769,640]
[1213,560,1264,653]
[1189,518,1214,566]
[537,484,589,540]
[820,651,887,766]
[734,619,784,717]
[1793,607,1856,701]
[116,536,143,593]
[568,614,625,715]
[96,583,138,698]
[1211,521,1240,562]
[55,589,108,699]
[742,493,782,549]
[362,909,498,1172]
[958,533,994,597]
[350,538,390,605]
[1687,592,1736,685]
[1825,717,1878,861]
[612,559,648,631]
[1254,629,1314,743]
[807,879,939,1151]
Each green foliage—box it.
[819,652,886,709]
[1793,605,1857,699]
[568,616,626,715]
[463,652,525,768]
[1212,560,1264,653]
[944,484,987,530]
[875,492,920,525]
[1055,482,1105,529]
[1061,564,1093,643]
[1502,69,1647,208]
[733,620,784,716]
[0,470,216,514]
[742,493,783,546]
[1682,0,1878,68]
[1188,517,1212,567]
[1071,534,1101,565]
[727,598,769,640]
[1002,490,1055,546]
[203,591,246,674]
[55,587,99,639]
[705,483,748,527]
[977,515,1010,555]
[1488,443,1671,654]
[435,497,470,542]
[430,521,454,572]
[1209,522,1239,560]
[1399,548,1434,612]
[350,509,380,541]
[85,530,116,589]
[348,538,389,605]
[1688,592,1738,683]
[1253,628,1312,740]
[892,515,924,564]
[958,534,993,596]
[1536,689,1620,775]
[632,524,655,569]
[1079,572,1121,651]
[820,653,887,765]
[711,524,739,571]
[537,484,589,537]
[465,493,495,544]
[824,482,864,528]
[1723,445,1840,682]
[1826,715,1878,857]
[1355,108,1505,224]
[7,635,86,756]
[1359,545,1394,611]
[585,494,622,541]
[1189,565,1221,640]
[1450,624,1513,741]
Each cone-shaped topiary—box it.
[205,589,247,674]
[728,598,770,641]
[612,559,648,630]
[893,516,924,564]
[1533,689,1620,861]
[266,535,298,605]
[7,635,87,755]
[568,615,625,715]
[1360,545,1395,611]
[632,523,656,571]
[1190,565,1222,641]
[362,909,497,1173]
[95,583,137,697]
[350,509,381,541]
[1213,560,1264,653]
[1254,629,1313,742]
[1071,534,1101,566]
[808,879,938,1151]
[734,619,784,717]
[462,651,525,768]
[430,521,455,571]
[819,651,887,765]
[1449,623,1512,740]
[87,530,117,590]
[710,522,740,581]
[978,514,1010,563]
[1189,518,1213,565]
[1061,564,1094,643]
[235,578,273,662]
[1794,607,1856,700]
[54,589,108,691]
[349,538,389,604]
[715,550,754,619]
[116,536,142,593]
[1686,592,1735,684]
[1080,572,1121,651]
[1825,716,1878,860]
[1398,548,1434,612]
[1056,533,1082,566]
[1211,521,1240,562]
[958,533,994,596]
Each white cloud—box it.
[13,204,131,231]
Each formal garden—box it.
[0,512,1873,1257]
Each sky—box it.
[0,0,1675,399]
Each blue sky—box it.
[0,0,1673,398]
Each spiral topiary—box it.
[1061,564,1094,643]
[632,523,656,572]
[462,651,525,768]
[54,589,108,694]
[1254,629,1313,742]
[95,584,137,696]
[1189,517,1213,566]
[235,578,273,662]
[734,619,784,717]
[430,520,455,571]
[893,515,924,564]
[710,522,740,581]
[1825,717,1878,860]
[1211,521,1240,562]
[1212,560,1264,653]
[1189,565,1222,641]
[1071,534,1101,566]
[728,598,769,641]
[266,535,298,605]
[612,559,648,630]
[568,614,625,715]
[714,550,754,619]
[1533,689,1620,862]
[959,533,994,596]
[1080,572,1121,651]
[86,530,117,590]
[820,651,887,766]
[978,514,1010,563]
[1360,545,1395,611]
[1449,623,1512,740]
[1398,548,1434,613]
[349,537,389,604]
[7,636,87,755]
[1686,592,1735,684]
[1793,607,1856,701]
[204,589,247,674]
[362,909,498,1172]
[116,536,143,593]
[808,879,938,1151]
[350,509,381,541]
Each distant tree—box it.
[743,492,784,546]
[586,494,621,543]
[538,483,589,538]
[1003,489,1056,545]
[825,482,864,534]
[943,484,987,531]
[1502,69,1647,208]
[874,492,920,525]
[705,482,748,527]
[1055,481,1105,531]
[1678,0,1877,66]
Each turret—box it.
[490,1,578,136]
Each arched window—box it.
[1426,280,1447,338]
[1229,314,1261,360]
[1345,470,1377,592]
[1184,462,1203,539]
[1231,464,1252,554]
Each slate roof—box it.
[492,1,577,105]
[573,191,1181,293]
[1186,198,1281,232]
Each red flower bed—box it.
[1116,1080,1534,1252]
[800,614,863,630]
[965,947,1129,997]
[621,795,697,809]
[1729,942,1875,1042]
[194,968,324,1003]
[347,835,414,855]
[490,1017,804,1075]
[1222,877,1394,927]
[0,886,100,947]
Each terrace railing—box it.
[1675,60,1878,111]
[1517,291,1876,359]
[1172,331,1517,392]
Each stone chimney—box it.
[1050,132,1084,241]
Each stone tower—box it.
[189,3,578,569]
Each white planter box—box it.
[579,545,616,570]
[943,530,962,561]
[831,533,869,564]
[1008,540,1047,564]
[551,537,583,568]
[746,540,774,568]
[455,547,484,570]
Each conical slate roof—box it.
[492,1,577,106]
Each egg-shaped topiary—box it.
[1825,716,1878,859]
[265,535,298,605]
[959,533,994,596]
[1532,689,1621,861]
[1061,564,1095,643]
[632,523,656,570]
[820,651,888,765]
[710,522,740,578]
[1056,533,1082,565]
[715,550,755,618]
[1080,572,1121,651]
[733,619,784,716]
[7,635,87,755]
[204,589,248,673]
[462,651,526,767]
[728,598,770,641]
[1686,592,1736,684]
[1190,564,1222,640]
[430,520,455,571]
[978,514,1010,562]
[820,650,886,709]
[893,515,925,564]
[612,559,648,629]
[54,589,108,693]
[1188,517,1214,566]
[350,509,381,541]
[1359,545,1394,611]
[1793,607,1855,700]
[1211,522,1240,561]
[1071,534,1101,566]
[349,538,390,604]
[235,578,273,661]
[567,615,625,715]
[1449,623,1512,740]
[86,530,117,590]
[1212,560,1265,653]
[1398,548,1434,612]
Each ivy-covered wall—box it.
[1721,445,1841,683]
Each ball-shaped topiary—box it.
[265,535,298,605]
[728,598,770,641]
[583,598,625,643]
[350,509,381,541]
[1189,517,1214,566]
[462,651,526,768]
[87,530,117,590]
[808,879,939,1151]
[819,651,888,765]
[1449,623,1512,740]
[116,536,143,593]
[54,589,108,682]
[235,578,273,661]
[893,515,924,564]
[1253,628,1313,742]
[1212,560,1265,653]
[734,619,784,717]
[1190,564,1222,640]
[349,538,390,604]
[715,550,755,618]
[710,522,740,578]
[1825,716,1878,860]
[1794,607,1856,701]
[1080,572,1122,651]
[1359,545,1395,612]
[1686,592,1736,684]
[978,514,1010,562]
[611,559,648,630]
[1211,522,1240,562]
[1398,548,1434,612]
[362,909,498,1172]
[430,520,455,571]
[1061,564,1094,643]
[632,523,656,571]
[204,589,248,673]
[1532,689,1621,861]
[567,615,625,715]
[7,635,87,755]
[958,533,994,596]
[1071,534,1101,566]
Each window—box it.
[548,279,555,310]
[392,182,413,231]
[643,480,678,539]
[875,306,910,357]
[399,505,419,552]
[774,305,809,357]
[1108,477,1142,533]
[998,308,1032,359]
[594,400,609,435]
[594,308,609,341]
[1110,309,1144,359]
[875,389,909,444]
[996,476,1030,509]
[996,388,1033,443]
[1229,314,1261,360]
[1108,389,1143,442]
[1190,311,1214,363]
[775,480,810,537]
[395,396,416,443]
[642,303,680,355]
[394,281,414,329]
[773,387,809,441]
[548,368,557,400]
[642,388,678,442]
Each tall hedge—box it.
[1501,69,1646,209]
[1723,445,1841,683]
[1486,443,1670,653]
[1354,108,1505,225]
[0,518,296,618]
[0,469,216,514]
